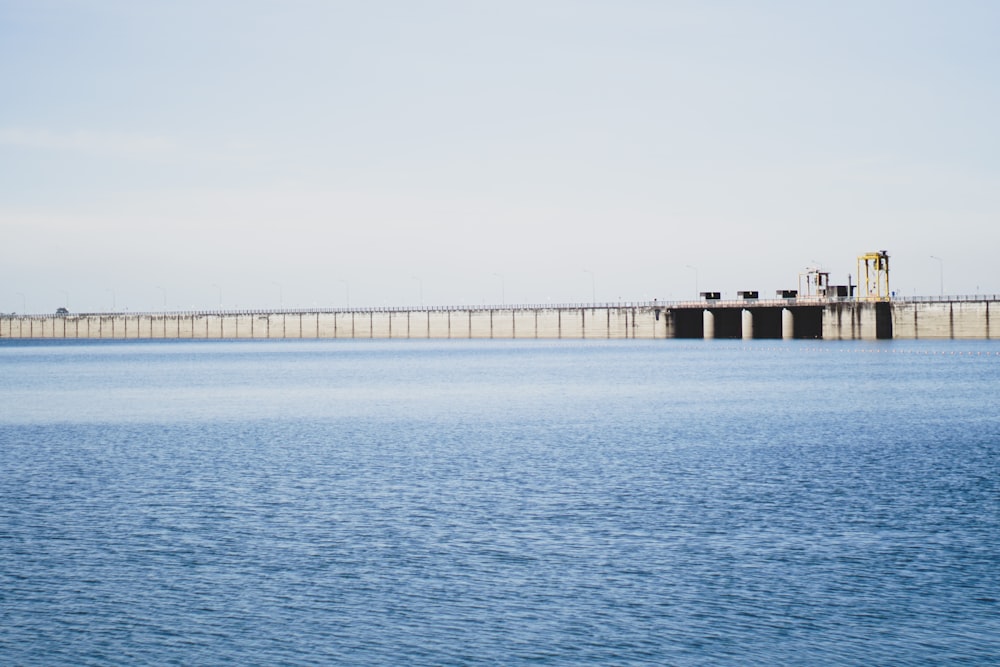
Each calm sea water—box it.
[1,339,998,665]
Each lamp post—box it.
[211,284,222,310]
[685,265,699,297]
[583,269,596,304]
[493,273,505,305]
[930,256,944,297]
[272,281,283,308]
[412,276,423,307]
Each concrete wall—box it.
[0,306,672,340]
[823,302,884,340]
[2,300,996,340]
[892,300,992,339]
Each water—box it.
[2,339,998,665]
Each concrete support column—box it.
[703,309,715,340]
[782,308,794,340]
[741,309,754,340]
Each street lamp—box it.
[583,269,596,303]
[685,265,699,297]
[930,256,944,297]
[272,281,283,308]
[493,273,505,305]
[412,276,423,307]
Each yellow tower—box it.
[857,250,890,300]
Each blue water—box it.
[2,339,998,665]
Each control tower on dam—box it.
[1,296,997,340]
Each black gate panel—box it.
[712,309,742,339]
[672,309,704,338]
[749,308,782,339]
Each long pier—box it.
[1,296,996,340]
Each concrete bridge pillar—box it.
[703,309,715,339]
[782,308,794,340]
[741,309,754,340]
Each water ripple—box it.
[2,340,999,665]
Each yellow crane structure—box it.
[857,250,890,300]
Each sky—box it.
[2,0,998,313]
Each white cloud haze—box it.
[2,0,998,313]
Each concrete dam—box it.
[2,296,996,341]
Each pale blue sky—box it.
[2,0,998,312]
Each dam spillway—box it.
[2,296,997,341]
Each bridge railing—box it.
[5,295,999,319]
[893,294,1000,303]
